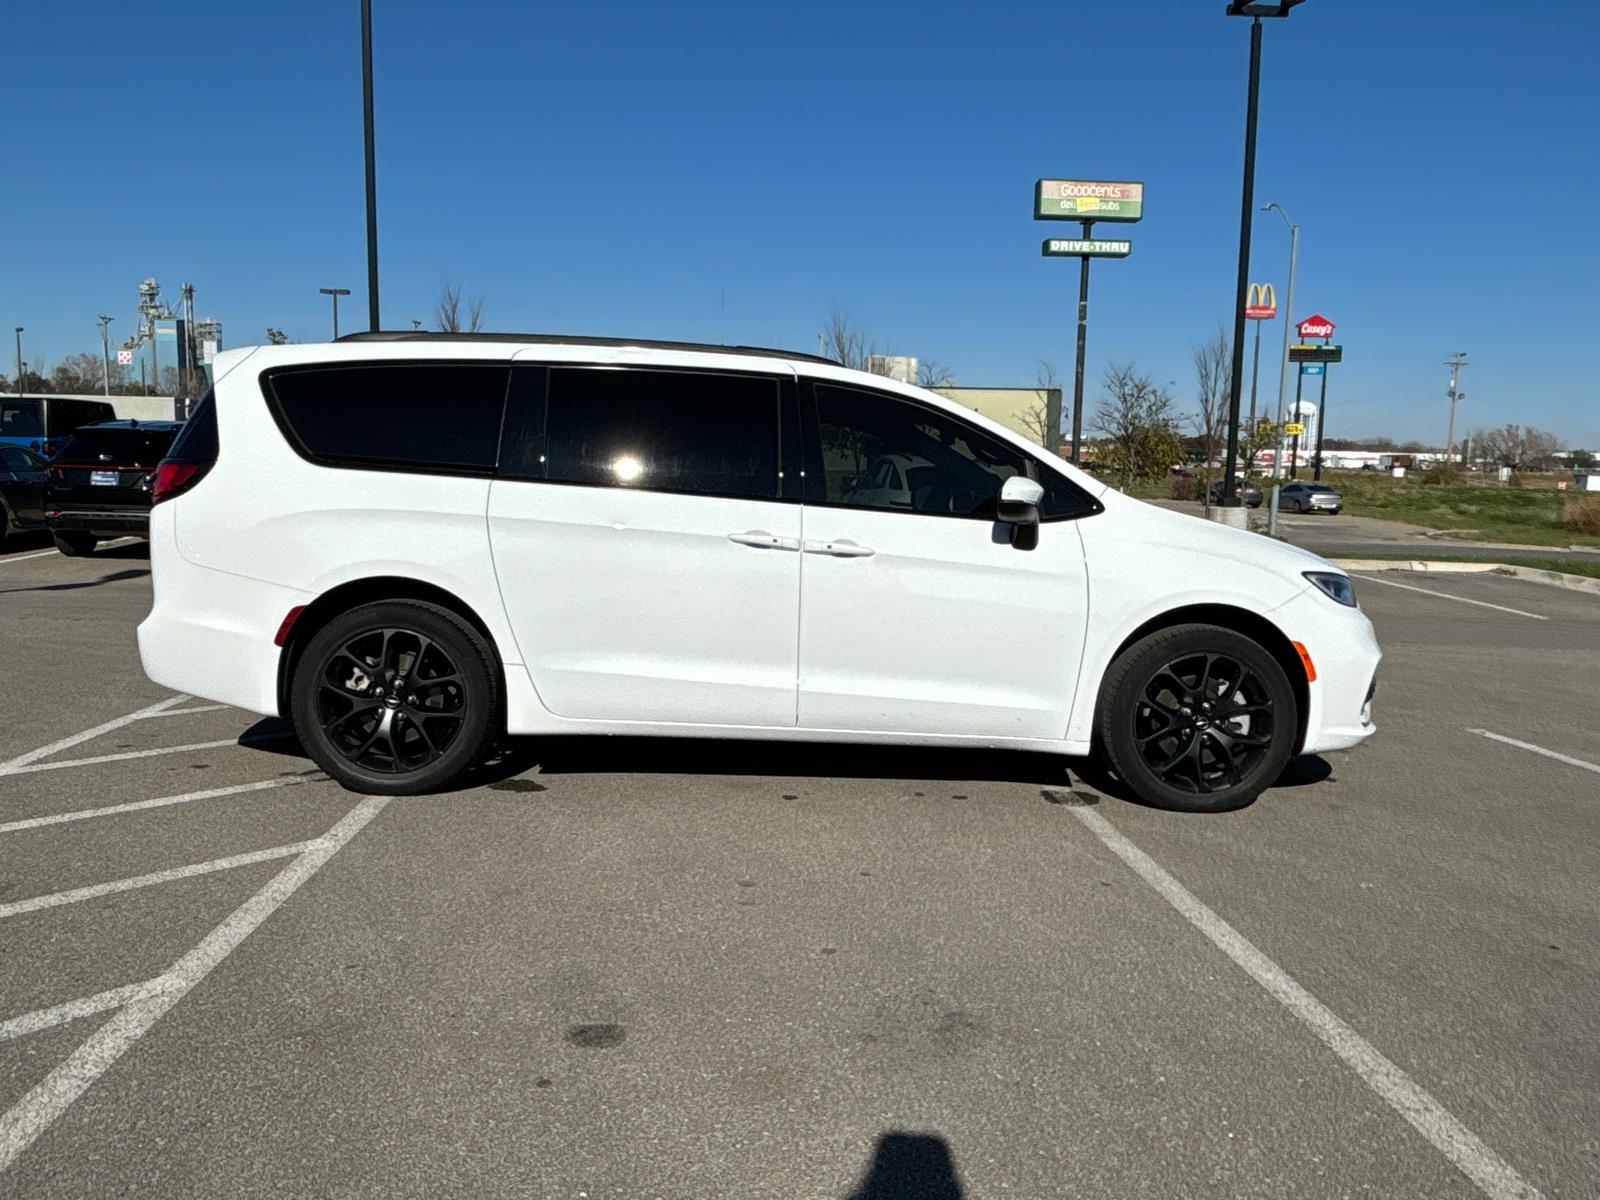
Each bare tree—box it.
[1016,360,1061,449]
[1191,326,1232,507]
[821,308,876,371]
[1474,424,1562,471]
[436,280,487,333]
[916,359,955,388]
[1093,363,1184,489]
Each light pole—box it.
[1444,352,1468,466]
[1262,201,1299,536]
[97,315,114,396]
[361,0,381,331]
[1221,1,1306,523]
[320,287,352,339]
[12,327,21,396]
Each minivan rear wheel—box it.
[290,599,500,795]
[1095,623,1297,813]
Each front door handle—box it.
[803,538,875,558]
[727,530,800,551]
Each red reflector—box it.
[151,461,202,504]
[274,606,307,647]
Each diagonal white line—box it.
[1469,729,1600,777]
[0,696,187,770]
[0,739,245,778]
[0,981,170,1043]
[0,778,304,836]
[0,796,389,1174]
[1068,804,1542,1200]
[1350,574,1548,620]
[0,840,316,921]
[134,704,231,720]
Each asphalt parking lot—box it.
[2,536,1597,1198]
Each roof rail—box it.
[332,330,839,367]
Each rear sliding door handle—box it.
[727,530,800,551]
[802,538,875,558]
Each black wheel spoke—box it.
[313,623,469,775]
[1133,649,1276,796]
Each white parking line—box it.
[0,695,187,771]
[0,538,138,568]
[1350,573,1548,620]
[0,980,168,1043]
[0,840,316,920]
[1469,729,1600,777]
[1068,804,1542,1200]
[0,796,389,1174]
[0,737,270,778]
[135,704,231,720]
[0,778,306,836]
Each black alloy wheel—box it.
[291,600,499,795]
[1097,623,1297,813]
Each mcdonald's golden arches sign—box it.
[1245,283,1277,320]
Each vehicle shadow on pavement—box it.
[845,1131,965,1199]
[0,567,150,594]
[1071,752,1333,811]
[236,718,1074,789]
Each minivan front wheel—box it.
[1096,624,1297,813]
[290,600,500,795]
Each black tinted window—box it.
[813,385,1095,520]
[1,445,39,469]
[49,400,116,435]
[543,368,779,500]
[54,428,177,466]
[268,364,508,471]
[167,392,218,462]
[1,402,42,438]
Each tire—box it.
[1095,623,1298,813]
[53,532,98,557]
[290,599,501,795]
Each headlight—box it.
[1304,571,1357,607]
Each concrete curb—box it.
[1331,558,1600,597]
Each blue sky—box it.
[4,0,1598,446]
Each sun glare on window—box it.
[612,454,645,483]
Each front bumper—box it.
[1273,585,1381,753]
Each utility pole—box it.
[97,315,114,396]
[1444,351,1469,466]
[1262,203,1298,537]
[361,0,381,331]
[12,327,22,396]
[320,287,352,339]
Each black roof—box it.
[334,330,839,367]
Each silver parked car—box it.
[1279,482,1343,514]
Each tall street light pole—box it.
[1444,351,1469,465]
[361,0,381,331]
[1262,201,1298,536]
[320,287,352,340]
[1222,1,1306,525]
[97,315,114,396]
[12,327,22,396]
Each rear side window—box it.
[167,392,218,461]
[54,428,178,466]
[48,400,115,435]
[1,402,42,438]
[266,363,509,472]
[541,367,779,500]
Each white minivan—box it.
[138,333,1379,812]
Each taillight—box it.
[151,460,210,504]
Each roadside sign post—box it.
[1286,318,1339,483]
[1313,342,1331,481]
[1290,367,1305,479]
[1244,282,1276,430]
[1035,180,1144,464]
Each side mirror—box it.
[998,475,1044,525]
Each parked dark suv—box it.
[44,419,183,555]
